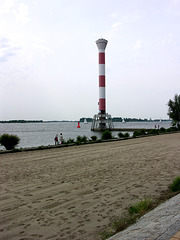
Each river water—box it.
[0,121,171,150]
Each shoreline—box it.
[0,130,179,155]
[0,121,173,150]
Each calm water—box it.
[0,121,171,150]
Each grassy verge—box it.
[169,176,180,192]
[99,177,180,240]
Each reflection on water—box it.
[0,121,171,150]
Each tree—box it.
[0,134,20,150]
[167,94,180,129]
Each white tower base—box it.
[91,113,114,131]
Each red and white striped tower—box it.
[96,38,108,115]
[91,38,113,131]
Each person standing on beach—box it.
[59,133,64,144]
[54,134,59,145]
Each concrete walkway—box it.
[108,193,180,240]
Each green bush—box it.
[66,138,75,144]
[167,127,178,132]
[139,129,146,135]
[81,135,88,143]
[91,135,97,141]
[169,176,180,192]
[124,133,130,138]
[101,130,112,140]
[76,135,83,144]
[147,129,159,135]
[76,135,88,144]
[118,132,130,138]
[0,134,20,150]
[133,129,146,138]
[133,131,138,138]
[118,132,124,138]
[159,127,166,133]
[37,146,44,150]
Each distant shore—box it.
[0,119,171,123]
[0,133,180,240]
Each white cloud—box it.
[107,21,122,40]
[133,39,142,50]
[0,37,21,62]
[0,37,9,48]
[112,21,121,29]
[110,12,118,19]
[171,0,180,5]
[0,0,15,14]
[32,37,52,57]
[162,34,173,45]
[13,3,30,25]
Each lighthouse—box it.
[91,38,114,131]
[96,38,108,115]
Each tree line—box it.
[80,117,169,123]
[0,120,43,123]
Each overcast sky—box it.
[0,0,180,121]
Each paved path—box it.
[108,193,180,240]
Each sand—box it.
[0,133,180,240]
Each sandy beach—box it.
[0,133,180,240]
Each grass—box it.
[128,198,153,215]
[99,214,138,240]
[99,176,180,240]
[169,176,180,192]
[100,198,153,239]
